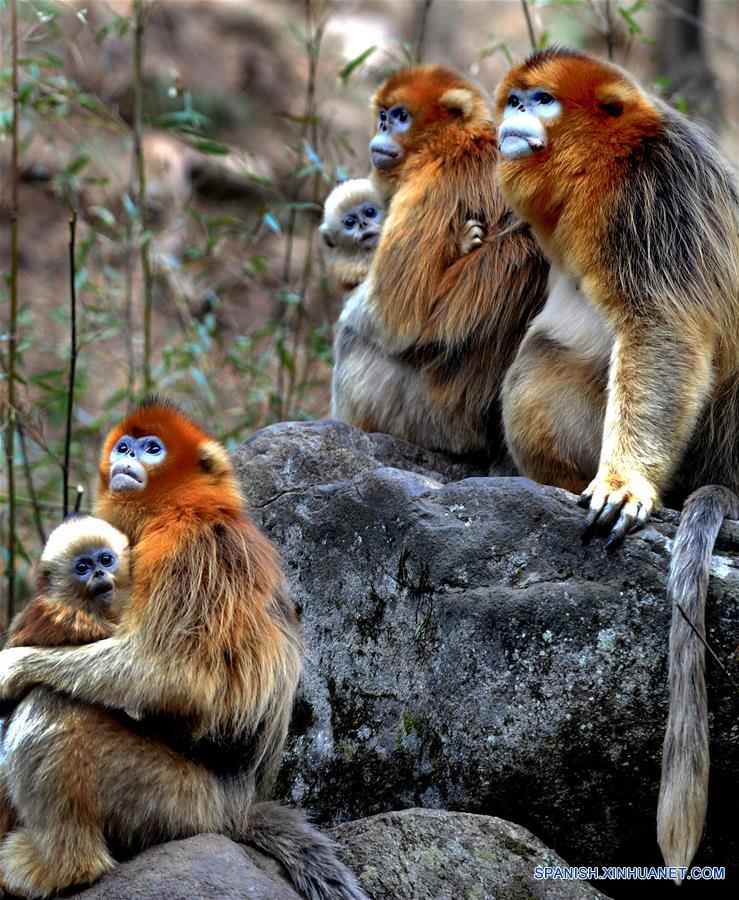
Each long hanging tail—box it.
[233,801,368,900]
[657,485,739,878]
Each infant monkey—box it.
[5,516,130,649]
[319,178,387,297]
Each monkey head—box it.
[38,516,130,605]
[97,397,237,543]
[494,48,661,244]
[319,179,385,253]
[369,65,492,191]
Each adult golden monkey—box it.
[331,64,548,460]
[0,398,365,900]
[494,48,739,875]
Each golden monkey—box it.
[494,48,739,874]
[0,399,366,900]
[319,178,387,297]
[331,65,548,461]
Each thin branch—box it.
[133,0,154,394]
[521,0,537,50]
[17,424,46,546]
[62,211,78,518]
[276,0,328,420]
[5,0,21,620]
[675,602,739,695]
[74,485,85,514]
[604,0,614,61]
[415,0,434,64]
[124,220,136,409]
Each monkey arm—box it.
[424,217,547,346]
[581,321,716,545]
[0,639,216,718]
[367,158,458,348]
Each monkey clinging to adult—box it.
[0,398,366,900]
[4,516,130,649]
[319,177,387,298]
[494,48,739,874]
[331,65,548,461]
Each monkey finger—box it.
[577,492,591,509]
[628,504,651,534]
[581,499,608,541]
[604,501,642,550]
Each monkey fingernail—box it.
[577,493,591,508]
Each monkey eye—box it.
[100,553,114,567]
[390,107,407,122]
[534,91,555,105]
[507,95,520,108]
[363,206,377,218]
[116,441,129,454]
[145,440,161,455]
[379,110,387,122]
[343,215,357,229]
[74,561,90,575]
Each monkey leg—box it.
[0,763,17,840]
[1,692,226,898]
[502,331,607,493]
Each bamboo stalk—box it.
[62,212,78,518]
[5,0,21,619]
[133,0,154,394]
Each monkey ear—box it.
[439,87,490,125]
[319,226,336,249]
[35,564,52,594]
[596,84,627,118]
[198,440,231,477]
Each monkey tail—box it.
[234,801,368,900]
[657,485,739,878]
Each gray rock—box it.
[234,420,739,896]
[331,808,608,900]
[82,833,300,898]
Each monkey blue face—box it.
[109,435,167,493]
[342,202,384,250]
[498,89,561,160]
[73,546,119,601]
[370,105,412,170]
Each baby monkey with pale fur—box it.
[4,516,130,650]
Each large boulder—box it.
[234,420,739,897]
[80,810,608,900]
[332,808,608,900]
[81,834,300,899]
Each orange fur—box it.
[5,598,114,648]
[333,65,548,459]
[496,49,739,875]
[0,399,308,897]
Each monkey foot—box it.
[578,470,657,549]
[460,219,484,255]
[0,829,114,898]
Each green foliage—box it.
[1,0,338,605]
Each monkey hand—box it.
[578,469,657,549]
[459,219,484,256]
[0,646,38,706]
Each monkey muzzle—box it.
[90,579,115,601]
[498,114,547,160]
[370,134,401,170]
[359,230,379,249]
[110,460,146,493]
